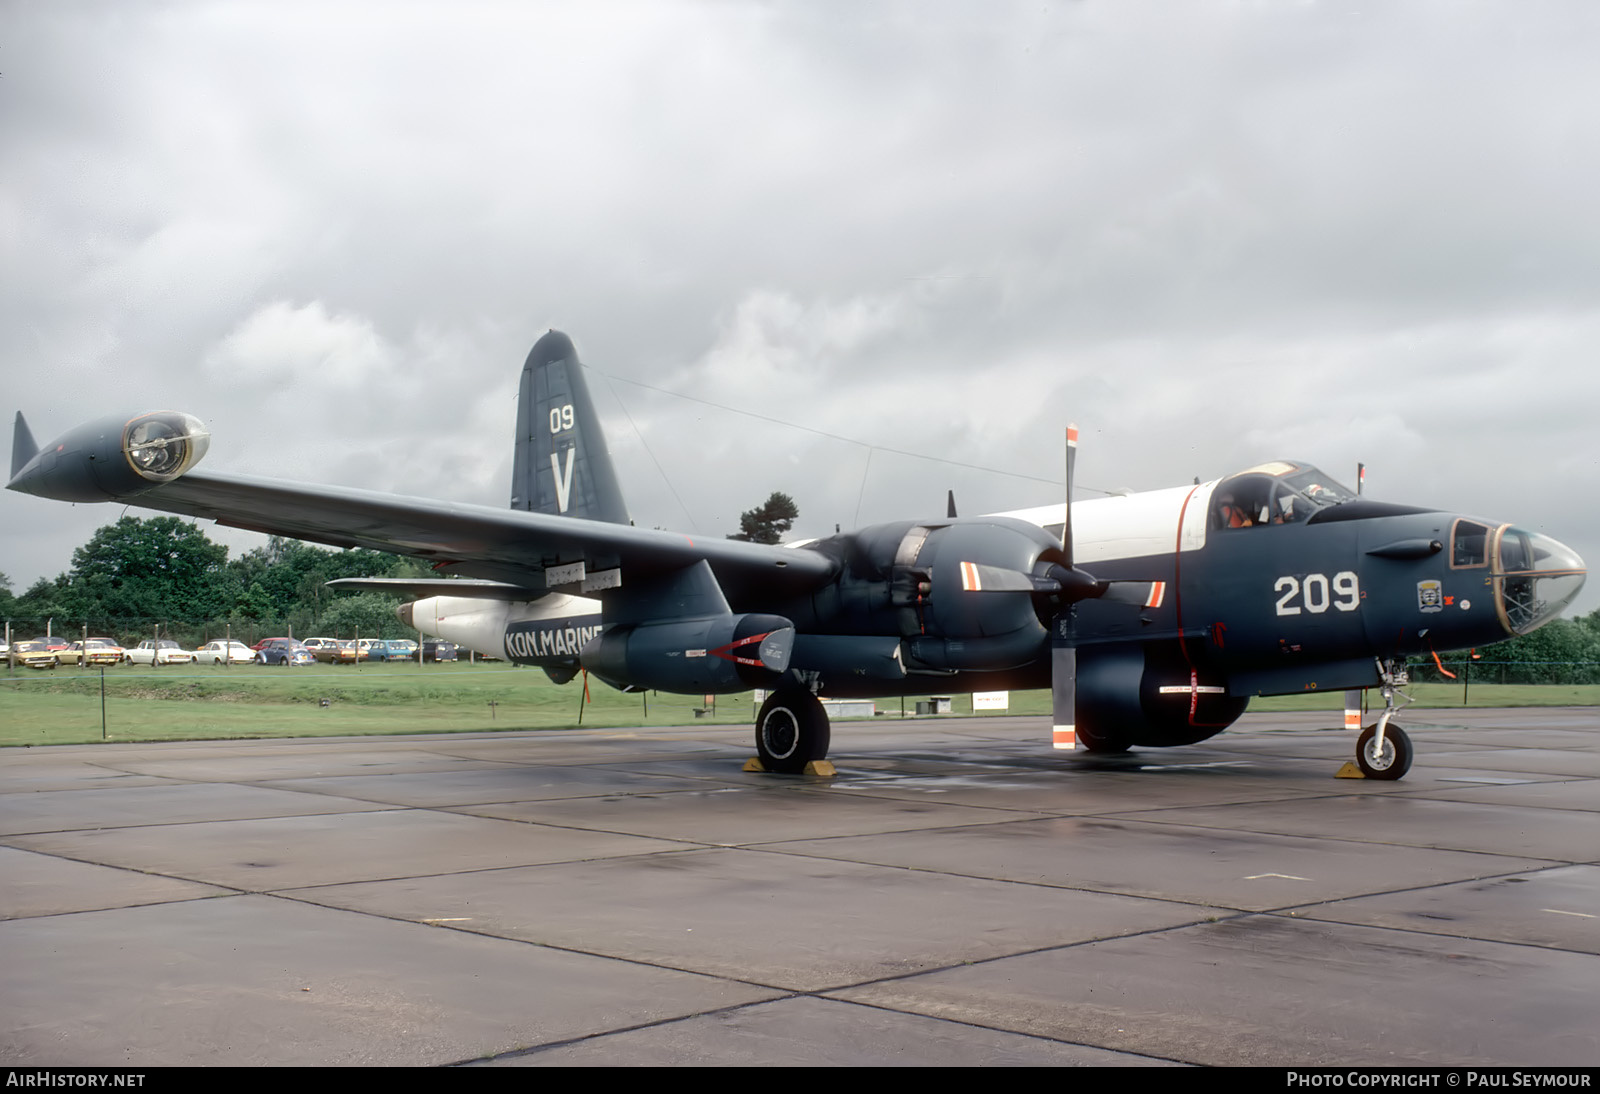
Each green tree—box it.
[1490,619,1600,684]
[728,491,799,544]
[233,582,276,623]
[320,592,411,638]
[1414,616,1600,685]
[229,538,416,629]
[69,516,233,627]
[10,577,69,635]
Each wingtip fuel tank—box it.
[6,411,209,503]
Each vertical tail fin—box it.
[511,330,631,524]
[11,412,39,482]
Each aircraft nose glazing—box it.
[1493,526,1586,636]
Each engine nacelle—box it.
[789,634,906,687]
[876,517,1060,671]
[1075,643,1248,750]
[580,613,795,694]
[8,411,209,503]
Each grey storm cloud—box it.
[3,0,1599,614]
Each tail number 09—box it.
[1275,571,1360,616]
[549,404,574,433]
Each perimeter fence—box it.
[1408,657,1600,686]
[0,658,779,747]
[3,653,1599,749]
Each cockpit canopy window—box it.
[1451,519,1491,568]
[1212,462,1357,531]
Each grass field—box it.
[2,659,1597,748]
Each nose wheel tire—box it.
[1356,723,1413,780]
[755,689,831,774]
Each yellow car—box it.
[10,640,59,669]
[58,638,125,666]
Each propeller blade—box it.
[1050,424,1083,751]
[1062,423,1077,564]
[947,490,958,519]
[1052,609,1076,750]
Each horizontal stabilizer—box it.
[11,412,38,481]
[325,577,548,601]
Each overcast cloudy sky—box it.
[4,0,1599,613]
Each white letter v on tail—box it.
[550,448,576,513]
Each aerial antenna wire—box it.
[584,365,1117,495]
[852,448,874,528]
[602,375,700,532]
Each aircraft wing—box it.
[23,463,840,603]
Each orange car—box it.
[302,637,359,665]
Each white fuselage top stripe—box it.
[997,480,1216,563]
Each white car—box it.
[125,640,196,666]
[194,640,255,665]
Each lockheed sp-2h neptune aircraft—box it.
[9,331,1587,779]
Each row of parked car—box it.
[2,636,460,669]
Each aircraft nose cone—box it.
[1564,538,1587,578]
[1496,527,1586,635]
[396,601,414,629]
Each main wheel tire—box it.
[1356,723,1413,780]
[1075,722,1132,754]
[755,690,831,774]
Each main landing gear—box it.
[1355,659,1414,781]
[754,688,831,774]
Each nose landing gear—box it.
[1353,659,1414,780]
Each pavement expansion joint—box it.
[7,710,1597,1065]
